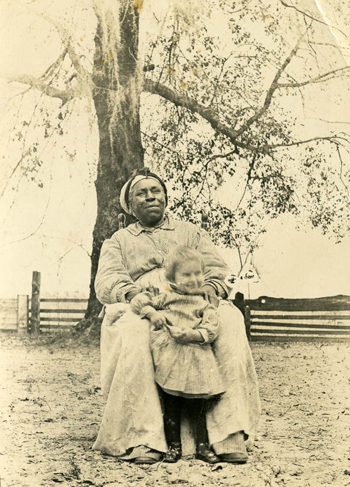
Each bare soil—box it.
[0,335,349,487]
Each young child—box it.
[130,246,225,464]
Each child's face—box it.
[174,260,204,294]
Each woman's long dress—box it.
[92,217,260,456]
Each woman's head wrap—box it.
[120,168,168,215]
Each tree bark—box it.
[85,3,143,322]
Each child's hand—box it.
[148,310,167,329]
[168,326,189,343]
[169,326,203,344]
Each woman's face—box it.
[129,178,166,227]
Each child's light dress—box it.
[130,289,225,399]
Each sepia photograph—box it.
[0,0,349,486]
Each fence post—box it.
[17,295,29,334]
[31,271,41,334]
[244,305,252,342]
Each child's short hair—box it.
[165,246,205,282]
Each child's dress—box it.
[130,289,225,399]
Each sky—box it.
[0,0,350,300]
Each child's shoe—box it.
[164,442,182,463]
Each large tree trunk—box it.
[84,2,143,325]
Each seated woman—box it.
[93,168,260,464]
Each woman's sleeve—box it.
[193,227,232,298]
[130,292,167,318]
[197,305,219,344]
[95,234,140,305]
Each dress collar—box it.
[126,215,175,236]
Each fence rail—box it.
[37,297,87,332]
[245,295,350,341]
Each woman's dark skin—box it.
[125,179,219,307]
[129,179,166,227]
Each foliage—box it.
[140,0,350,267]
[2,0,350,277]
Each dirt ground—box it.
[0,335,349,487]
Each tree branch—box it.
[336,146,350,198]
[234,37,302,136]
[9,75,74,104]
[145,38,302,141]
[0,148,32,200]
[308,41,350,51]
[42,48,68,80]
[279,66,350,88]
[235,150,259,211]
[146,39,303,144]
[144,77,350,154]
[279,0,347,35]
[41,14,92,85]
[259,135,349,151]
[144,78,256,150]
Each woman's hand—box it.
[147,310,167,329]
[145,285,160,297]
[126,287,142,301]
[200,285,219,308]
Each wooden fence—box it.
[0,272,88,333]
[1,271,350,340]
[2,293,350,340]
[0,295,87,333]
[40,298,88,331]
[0,296,29,333]
[244,295,350,341]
